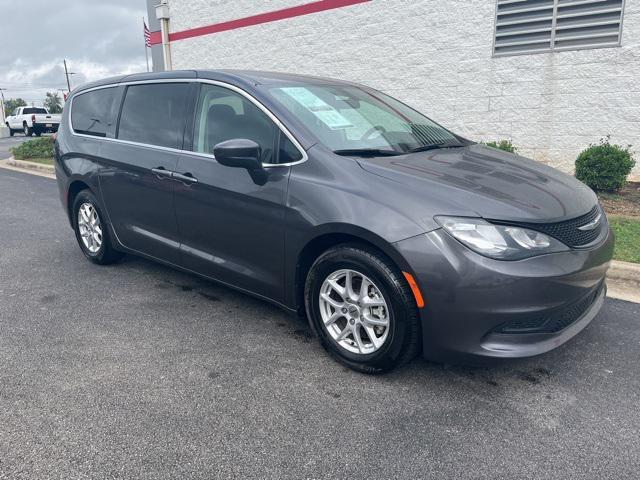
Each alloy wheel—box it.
[318,269,390,355]
[77,202,103,253]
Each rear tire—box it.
[305,245,421,374]
[23,124,32,136]
[72,189,124,265]
[34,130,41,137]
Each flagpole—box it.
[143,17,150,72]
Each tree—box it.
[44,92,63,114]
[4,98,27,116]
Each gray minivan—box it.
[54,70,613,372]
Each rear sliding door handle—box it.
[173,172,198,185]
[151,167,173,179]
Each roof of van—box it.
[201,69,361,86]
[71,69,362,95]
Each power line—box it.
[0,79,70,85]
[0,88,68,93]
[0,83,69,88]
[1,88,68,93]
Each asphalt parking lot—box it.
[0,134,34,159]
[0,168,639,479]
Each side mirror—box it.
[213,139,263,170]
[213,138,268,185]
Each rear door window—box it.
[71,88,116,137]
[117,83,190,149]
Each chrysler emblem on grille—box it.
[577,213,602,231]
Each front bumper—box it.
[394,226,614,364]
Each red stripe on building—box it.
[149,30,162,45]
[149,0,370,45]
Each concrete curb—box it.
[0,157,56,179]
[608,260,640,284]
[5,157,55,175]
[607,260,640,303]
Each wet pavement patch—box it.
[198,292,220,302]
[293,328,315,343]
[39,294,58,303]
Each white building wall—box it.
[168,0,640,176]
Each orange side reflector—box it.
[403,272,425,308]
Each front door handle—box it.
[151,167,173,179]
[173,172,198,185]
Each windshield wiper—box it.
[407,141,463,153]
[333,148,402,157]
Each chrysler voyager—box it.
[54,70,613,372]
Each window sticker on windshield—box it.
[279,87,354,130]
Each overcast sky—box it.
[1,0,148,106]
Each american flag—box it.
[143,21,151,47]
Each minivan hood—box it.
[357,144,597,223]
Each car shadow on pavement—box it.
[115,252,633,392]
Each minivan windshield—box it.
[269,85,462,155]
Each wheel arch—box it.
[291,224,413,314]
[67,179,92,225]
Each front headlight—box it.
[435,216,568,260]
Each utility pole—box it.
[63,59,75,92]
[0,88,6,124]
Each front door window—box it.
[193,84,301,164]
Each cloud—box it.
[0,0,148,105]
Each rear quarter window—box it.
[71,88,117,137]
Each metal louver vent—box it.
[493,0,625,56]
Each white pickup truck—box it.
[5,106,61,137]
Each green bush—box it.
[575,137,635,192]
[483,139,518,153]
[10,137,54,160]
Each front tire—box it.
[7,124,14,137]
[72,190,123,265]
[305,245,421,373]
